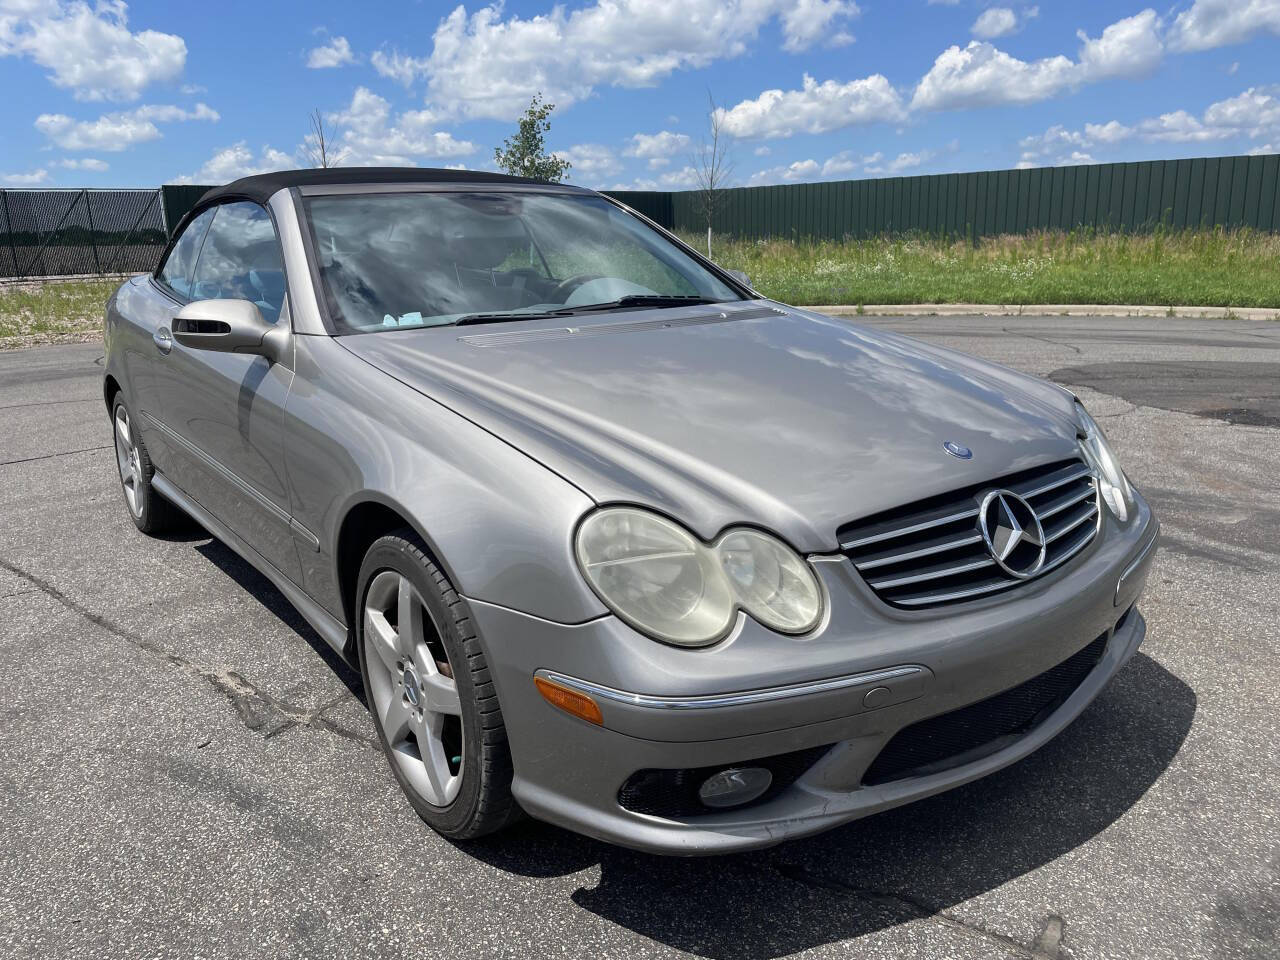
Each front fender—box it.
[284,334,607,627]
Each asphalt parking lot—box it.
[1,313,1277,959]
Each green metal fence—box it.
[609,154,1280,240]
[6,153,1277,279]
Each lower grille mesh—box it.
[861,633,1108,786]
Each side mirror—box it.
[172,299,286,363]
[726,269,752,289]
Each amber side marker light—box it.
[534,676,603,725]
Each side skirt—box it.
[151,471,352,659]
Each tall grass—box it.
[688,228,1280,308]
[0,278,118,345]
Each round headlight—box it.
[718,529,822,634]
[1076,401,1135,522]
[576,508,734,646]
[575,508,822,646]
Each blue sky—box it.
[1,0,1277,190]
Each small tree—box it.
[494,93,571,182]
[692,91,734,257]
[304,109,345,168]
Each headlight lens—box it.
[1076,402,1135,522]
[575,508,822,646]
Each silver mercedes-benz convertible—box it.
[103,168,1158,855]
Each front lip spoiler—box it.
[534,665,926,711]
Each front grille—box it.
[839,458,1099,609]
[617,745,833,820]
[862,633,1108,786]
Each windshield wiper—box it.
[454,310,572,327]
[453,295,721,326]
[566,295,720,313]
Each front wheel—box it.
[356,530,519,839]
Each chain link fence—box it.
[0,188,168,280]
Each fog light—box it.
[697,767,773,808]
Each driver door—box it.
[149,201,301,582]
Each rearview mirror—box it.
[726,269,752,289]
[172,299,286,363]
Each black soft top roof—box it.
[197,167,588,206]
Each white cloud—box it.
[419,1,863,121]
[175,142,296,185]
[753,145,771,156]
[326,86,474,166]
[1084,120,1133,144]
[912,41,1075,110]
[370,48,428,86]
[0,0,185,101]
[612,165,701,191]
[1248,143,1276,155]
[1016,86,1280,166]
[1168,0,1280,52]
[971,8,1018,40]
[307,35,355,69]
[1,168,49,186]
[624,130,690,168]
[913,9,1163,111]
[780,0,858,53]
[58,157,108,170]
[1076,9,1164,81]
[747,149,909,185]
[553,143,620,181]
[34,102,218,151]
[718,73,905,138]
[865,151,930,175]
[1202,87,1280,136]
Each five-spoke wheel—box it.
[110,394,179,534]
[113,405,143,518]
[363,570,464,806]
[356,531,518,838]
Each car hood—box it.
[339,301,1082,552]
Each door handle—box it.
[153,326,173,354]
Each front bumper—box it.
[471,496,1158,855]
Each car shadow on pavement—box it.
[463,652,1194,960]
[192,535,365,702]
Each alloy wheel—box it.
[363,570,464,806]
[113,406,142,518]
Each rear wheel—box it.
[356,531,518,839]
[111,395,182,535]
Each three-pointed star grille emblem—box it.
[978,489,1047,578]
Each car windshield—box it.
[302,191,743,333]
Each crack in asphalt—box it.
[774,863,1071,959]
[0,554,376,750]
[1,444,111,466]
[0,397,99,411]
[1001,326,1084,356]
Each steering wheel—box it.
[550,273,603,301]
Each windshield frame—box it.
[291,182,753,336]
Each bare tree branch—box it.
[692,91,734,257]
[305,109,345,168]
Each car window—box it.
[303,192,741,333]
[190,202,287,325]
[156,208,215,299]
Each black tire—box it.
[356,529,519,839]
[110,393,184,535]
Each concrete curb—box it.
[811,303,1280,320]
